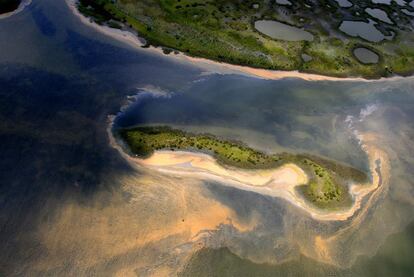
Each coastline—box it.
[71,0,392,222]
[65,0,410,83]
[0,0,31,20]
[107,118,389,222]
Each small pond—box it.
[353,47,379,64]
[365,8,393,24]
[372,0,406,5]
[255,20,314,41]
[275,0,292,5]
[334,0,353,8]
[301,53,313,62]
[339,20,386,42]
[402,8,414,16]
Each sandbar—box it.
[108,121,389,221]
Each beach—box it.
[65,0,409,83]
[108,119,389,222]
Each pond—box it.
[353,47,379,64]
[339,20,386,42]
[365,8,393,24]
[402,8,414,16]
[254,20,314,41]
[301,53,313,62]
[372,0,406,5]
[334,0,353,8]
[275,0,292,5]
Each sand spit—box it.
[0,0,31,20]
[140,151,308,188]
[108,122,389,222]
[65,0,410,83]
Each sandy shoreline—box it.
[0,0,32,20]
[65,0,410,83]
[107,119,389,222]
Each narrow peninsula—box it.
[117,126,368,210]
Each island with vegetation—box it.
[0,0,20,14]
[117,126,368,209]
[75,0,414,78]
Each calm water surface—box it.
[254,20,314,41]
[0,0,413,276]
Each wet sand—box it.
[65,0,409,83]
[140,151,308,188]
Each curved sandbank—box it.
[65,0,410,83]
[108,121,389,222]
[0,0,31,20]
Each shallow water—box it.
[0,0,413,276]
[365,8,393,24]
[275,0,292,5]
[339,20,386,42]
[335,0,353,8]
[254,20,314,41]
[353,47,379,64]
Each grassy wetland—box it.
[76,0,414,78]
[118,126,368,209]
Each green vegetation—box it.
[0,0,20,14]
[298,159,346,208]
[119,126,284,169]
[77,0,414,78]
[118,126,368,209]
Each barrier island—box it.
[117,126,368,209]
[75,0,414,78]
